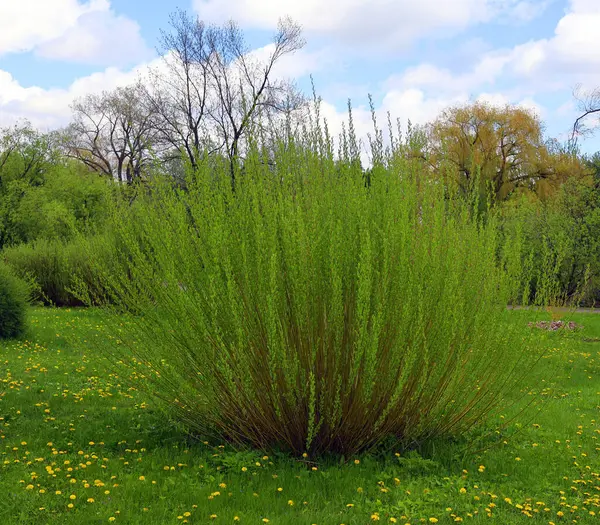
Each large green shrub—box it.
[0,263,29,339]
[85,130,548,456]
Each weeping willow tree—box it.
[427,101,590,203]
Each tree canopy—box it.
[427,101,590,202]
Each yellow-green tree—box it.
[428,101,588,202]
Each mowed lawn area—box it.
[1,308,599,525]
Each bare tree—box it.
[139,9,213,171]
[570,84,600,151]
[203,17,305,186]
[65,86,159,184]
[140,9,307,188]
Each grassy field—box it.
[1,308,599,524]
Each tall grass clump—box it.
[0,262,29,339]
[83,122,549,456]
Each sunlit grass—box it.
[1,308,599,524]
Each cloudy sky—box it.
[1,0,599,153]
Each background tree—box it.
[0,123,58,248]
[587,151,600,188]
[501,174,600,306]
[427,102,588,202]
[0,124,110,250]
[139,9,212,172]
[140,9,306,188]
[570,84,600,151]
[0,122,56,188]
[65,86,159,184]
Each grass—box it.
[0,307,599,524]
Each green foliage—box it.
[0,262,29,339]
[14,164,111,242]
[585,151,600,188]
[81,125,549,456]
[1,236,114,307]
[0,123,112,250]
[501,176,600,306]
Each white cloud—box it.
[245,44,335,80]
[508,0,600,85]
[0,0,96,55]
[385,52,512,96]
[492,0,554,23]
[0,58,162,130]
[37,4,152,66]
[379,89,464,125]
[382,0,600,108]
[0,0,151,66]
[193,0,547,53]
[0,34,327,132]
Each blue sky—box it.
[1,0,599,153]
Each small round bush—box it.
[0,263,29,339]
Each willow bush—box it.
[82,127,548,456]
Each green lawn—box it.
[1,308,599,524]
